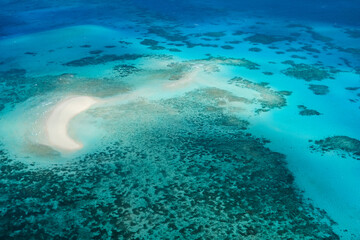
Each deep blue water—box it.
[1,0,360,38]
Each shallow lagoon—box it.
[0,1,360,239]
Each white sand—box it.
[46,96,98,151]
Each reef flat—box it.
[0,92,339,239]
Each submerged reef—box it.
[200,31,226,38]
[262,72,273,76]
[0,24,351,237]
[335,46,360,56]
[232,30,244,36]
[0,89,339,239]
[0,69,131,111]
[63,54,146,67]
[244,33,293,45]
[147,26,188,42]
[249,47,262,52]
[161,56,260,81]
[1,4,360,238]
[308,84,330,95]
[228,77,291,113]
[301,45,321,54]
[311,136,360,160]
[291,54,307,60]
[183,41,218,48]
[0,68,27,85]
[221,45,234,50]
[298,105,322,116]
[140,39,166,50]
[345,87,360,91]
[344,86,360,104]
[344,29,360,39]
[306,30,333,43]
[113,64,141,77]
[204,56,260,70]
[282,60,332,81]
[89,50,104,55]
[286,24,313,31]
[140,39,159,46]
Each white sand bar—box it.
[46,96,98,151]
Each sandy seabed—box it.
[46,96,98,151]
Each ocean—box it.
[0,1,359,239]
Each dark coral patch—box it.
[63,54,146,67]
[308,84,329,95]
[113,64,140,77]
[140,39,159,46]
[24,52,37,56]
[282,61,332,81]
[298,105,321,116]
[344,29,360,39]
[202,32,226,38]
[184,41,218,48]
[345,87,360,91]
[118,40,132,45]
[291,55,307,60]
[306,30,333,43]
[221,45,234,50]
[302,45,321,53]
[148,26,188,42]
[244,34,293,45]
[232,31,244,36]
[312,136,360,160]
[262,72,273,76]
[168,48,181,52]
[249,47,262,52]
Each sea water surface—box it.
[0,1,360,239]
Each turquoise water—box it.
[1,1,360,239]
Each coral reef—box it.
[298,105,321,116]
[183,41,218,48]
[282,61,332,81]
[244,34,293,45]
[344,29,360,39]
[306,30,333,43]
[147,26,188,42]
[232,30,244,36]
[63,54,146,67]
[308,84,329,95]
[291,55,307,60]
[113,64,140,77]
[0,91,338,239]
[228,77,291,112]
[140,39,159,46]
[249,47,262,52]
[205,56,260,70]
[221,45,234,50]
[311,136,360,160]
[302,45,321,53]
[202,31,226,37]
